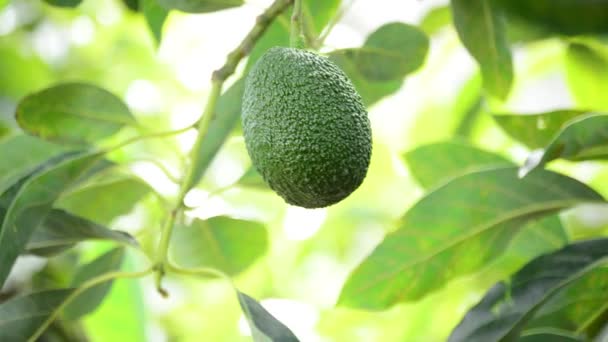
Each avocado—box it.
[242,47,372,208]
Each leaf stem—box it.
[290,0,304,48]
[28,267,154,342]
[152,0,293,296]
[105,124,195,153]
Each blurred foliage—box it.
[0,0,607,341]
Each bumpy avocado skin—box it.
[242,47,372,208]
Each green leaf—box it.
[237,167,268,189]
[420,6,452,36]
[0,288,74,341]
[16,83,136,145]
[142,0,168,45]
[82,257,146,342]
[191,79,244,187]
[26,209,138,257]
[338,167,603,310]
[520,114,608,176]
[43,0,82,7]
[156,0,242,13]
[448,238,608,342]
[0,151,102,288]
[237,291,299,342]
[565,43,608,111]
[0,135,66,195]
[518,330,584,342]
[507,215,568,261]
[349,22,429,82]
[451,0,513,100]
[525,266,608,338]
[493,0,608,36]
[64,248,125,320]
[329,22,429,104]
[493,110,587,149]
[301,0,341,39]
[170,217,267,276]
[404,141,512,189]
[57,173,151,225]
[0,0,9,11]
[122,0,139,11]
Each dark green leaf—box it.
[420,6,452,36]
[404,140,511,189]
[525,266,608,338]
[237,167,268,189]
[64,248,125,320]
[448,239,608,342]
[493,0,608,36]
[142,0,168,45]
[16,83,136,145]
[170,217,267,275]
[565,43,608,111]
[493,110,587,149]
[43,0,82,7]
[157,0,242,13]
[0,135,66,195]
[0,151,102,288]
[451,0,513,100]
[518,330,584,342]
[237,291,299,342]
[521,114,608,176]
[350,22,429,82]
[122,0,139,11]
[26,209,138,257]
[57,173,151,225]
[339,167,603,309]
[0,288,74,341]
[191,79,244,187]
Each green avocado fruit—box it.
[242,47,372,208]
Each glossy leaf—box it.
[43,0,82,7]
[493,110,587,149]
[157,0,242,13]
[518,330,584,342]
[237,291,299,342]
[329,22,429,105]
[404,141,511,189]
[64,248,125,320]
[339,167,603,309]
[57,173,151,225]
[493,0,608,36]
[0,134,66,195]
[525,266,608,338]
[448,239,608,342]
[170,217,267,275]
[451,0,513,100]
[0,151,102,288]
[566,43,608,111]
[191,79,244,187]
[405,141,568,260]
[521,114,608,176]
[420,6,452,36]
[351,22,429,82]
[26,209,138,257]
[142,0,168,45]
[16,83,136,145]
[0,288,74,341]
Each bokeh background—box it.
[1,0,608,341]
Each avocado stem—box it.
[290,0,305,48]
[153,0,293,293]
